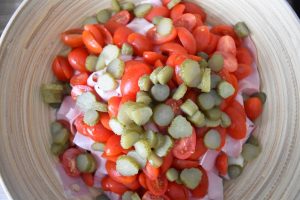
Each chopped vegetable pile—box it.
[41,0,266,199]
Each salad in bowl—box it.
[41,0,266,199]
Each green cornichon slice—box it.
[129,106,153,126]
[153,104,175,126]
[50,121,63,136]
[211,74,222,89]
[109,118,125,135]
[111,0,121,12]
[83,110,100,126]
[221,112,231,128]
[168,115,193,139]
[101,44,120,65]
[234,22,250,38]
[51,142,69,156]
[199,68,211,93]
[199,60,208,69]
[157,66,174,85]
[155,133,166,149]
[83,16,98,25]
[121,43,134,56]
[139,75,152,91]
[167,0,181,9]
[85,55,98,72]
[76,92,96,112]
[217,81,235,99]
[208,54,224,72]
[242,143,261,162]
[134,139,151,159]
[92,102,108,112]
[121,131,140,149]
[247,135,259,146]
[172,84,188,100]
[228,154,244,167]
[188,110,206,127]
[76,153,95,173]
[209,90,222,106]
[131,193,141,200]
[121,2,135,11]
[116,155,140,176]
[204,129,221,150]
[136,91,152,105]
[107,58,125,79]
[53,128,69,145]
[41,84,64,104]
[180,168,202,190]
[134,4,152,18]
[166,168,179,182]
[228,165,243,179]
[127,150,147,168]
[49,103,61,109]
[95,55,106,70]
[155,135,174,157]
[118,102,135,125]
[205,118,221,127]
[206,107,222,120]
[180,99,199,117]
[96,194,110,200]
[91,142,105,151]
[197,52,209,61]
[157,18,174,37]
[125,123,143,133]
[251,92,267,104]
[122,191,134,200]
[148,152,163,168]
[150,67,163,84]
[197,93,215,111]
[180,59,202,87]
[97,73,118,91]
[152,16,163,25]
[145,130,158,148]
[96,9,112,24]
[151,84,170,102]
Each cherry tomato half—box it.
[172,128,196,159]
[193,26,211,52]
[172,159,199,170]
[183,2,207,22]
[160,151,174,174]
[146,175,168,196]
[68,47,89,72]
[146,27,178,45]
[128,33,153,56]
[191,166,209,198]
[52,56,74,81]
[70,72,88,86]
[108,96,122,118]
[62,148,82,177]
[105,10,131,34]
[101,176,128,195]
[166,182,189,200]
[215,151,228,176]
[61,29,84,48]
[105,161,137,184]
[177,27,197,55]
[142,191,170,200]
[113,26,134,47]
[188,137,207,160]
[145,6,170,22]
[104,135,124,156]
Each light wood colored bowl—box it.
[0,0,300,199]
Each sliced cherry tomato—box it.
[167,78,177,91]
[184,89,200,103]
[105,10,131,34]
[146,175,168,196]
[193,14,204,27]
[83,25,105,54]
[165,99,183,116]
[170,4,186,21]
[62,148,82,177]
[52,56,74,81]
[210,25,241,47]
[231,100,247,121]
[113,26,134,47]
[61,29,84,48]
[236,47,254,65]
[161,151,174,174]
[214,126,227,151]
[106,161,137,184]
[183,2,207,22]
[144,162,160,180]
[204,33,220,54]
[139,173,148,189]
[81,173,94,187]
[177,27,197,55]
[143,52,167,64]
[172,128,196,159]
[102,152,120,162]
[120,94,136,105]
[160,42,188,55]
[166,182,189,200]
[196,127,210,138]
[142,191,170,200]
[244,97,263,121]
[219,51,238,72]
[154,59,164,69]
[68,47,89,72]
[96,24,113,45]
[108,96,122,118]
[128,33,153,56]
[193,26,211,52]
[174,13,197,32]
[217,35,237,56]
[189,137,207,160]
[146,27,177,45]
[101,176,128,195]
[215,151,228,176]
[191,166,209,198]
[100,113,111,130]
[172,159,199,170]
[225,106,247,139]
[124,178,141,190]
[145,6,170,22]
[105,135,124,156]
[234,64,253,80]
[70,72,88,86]
[162,0,171,5]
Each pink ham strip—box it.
[126,18,154,35]
[207,171,224,200]
[200,150,220,171]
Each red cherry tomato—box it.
[193,14,204,27]
[160,151,174,174]
[62,148,82,177]
[204,33,220,54]
[191,166,209,198]
[139,173,148,189]
[113,26,134,47]
[154,59,165,69]
[124,178,141,191]
[210,25,241,47]
[120,95,136,105]
[236,47,254,65]
[170,4,186,21]
[100,113,111,130]
[142,191,170,200]
[104,135,124,156]
[82,25,104,54]
[166,182,189,200]
[105,161,137,184]
[183,2,207,22]
[105,10,131,34]
[147,27,178,45]
[160,42,188,55]
[215,151,228,176]
[70,72,89,86]
[193,26,211,52]
[101,176,128,195]
[234,64,253,80]
[145,6,170,22]
[177,27,197,55]
[68,47,89,72]
[217,35,237,56]
[244,97,263,121]
[172,128,196,159]
[172,159,199,170]
[143,51,167,64]
[174,13,197,32]
[225,106,247,139]
[81,173,94,187]
[102,152,121,163]
[196,127,210,138]
[165,99,183,116]
[128,33,153,56]
[184,89,199,103]
[52,56,74,81]
[61,29,84,48]
[146,175,168,196]
[214,126,227,151]
[96,24,113,45]
[144,162,160,180]
[108,96,122,118]
[188,137,207,160]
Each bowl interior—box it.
[0,0,300,199]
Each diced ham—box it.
[200,150,220,171]
[207,171,224,200]
[136,0,162,6]
[127,18,154,35]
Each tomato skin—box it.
[82,24,104,54]
[105,161,137,184]
[146,27,177,45]
[225,106,247,139]
[165,99,183,116]
[113,26,133,47]
[81,173,94,187]
[216,151,228,176]
[160,42,188,55]
[183,2,207,22]
[191,166,209,198]
[244,97,263,121]
[108,96,122,118]
[214,126,227,151]
[204,33,220,54]
[70,72,88,86]
[143,52,166,65]
[100,113,111,130]
[62,148,82,177]
[174,13,197,32]
[160,151,174,174]
[146,175,168,196]
[145,6,170,22]
[234,64,253,80]
[217,35,237,56]
[188,137,207,160]
[120,95,136,105]
[177,27,197,55]
[170,4,186,21]
[210,25,241,47]
[105,10,131,34]
[144,162,160,180]
[196,127,210,138]
[142,191,170,200]
[193,26,211,52]
[166,182,189,200]
[172,129,196,159]
[52,56,74,81]
[139,173,148,189]
[128,33,153,56]
[68,47,89,72]
[101,176,128,195]
[124,178,141,190]
[236,47,254,65]
[104,135,124,156]
[61,29,84,48]
[96,24,113,45]
[102,152,120,162]
[172,159,199,170]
